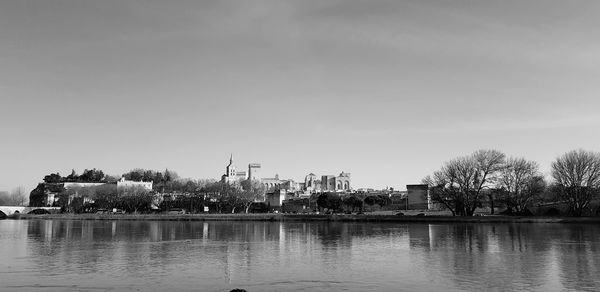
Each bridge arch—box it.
[1,206,60,216]
[0,207,21,216]
[0,210,6,219]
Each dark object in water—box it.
[230,289,247,292]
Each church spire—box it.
[230,153,233,164]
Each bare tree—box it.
[119,186,155,213]
[425,149,505,216]
[497,157,545,214]
[473,149,506,214]
[240,179,266,213]
[551,149,600,216]
[197,179,218,189]
[9,186,27,206]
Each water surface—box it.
[1,220,599,291]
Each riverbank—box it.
[10,213,600,223]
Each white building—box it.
[63,182,106,189]
[221,154,249,183]
[117,177,153,190]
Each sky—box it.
[1,0,600,193]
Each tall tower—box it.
[248,163,261,181]
[226,154,236,182]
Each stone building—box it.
[262,171,353,194]
[265,190,289,207]
[261,175,282,191]
[221,154,248,183]
[320,172,351,192]
[304,173,321,193]
[219,155,351,194]
[406,184,430,210]
[248,163,261,181]
[261,174,300,193]
[42,182,106,206]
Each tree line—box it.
[282,192,392,214]
[30,167,267,214]
[424,149,600,217]
[43,168,109,183]
[26,149,600,217]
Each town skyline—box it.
[2,1,600,193]
[3,2,600,292]
[0,148,596,195]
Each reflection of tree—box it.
[27,220,363,285]
[423,224,497,290]
[492,224,554,290]
[21,220,600,291]
[418,223,600,291]
[557,226,600,291]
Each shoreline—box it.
[8,213,600,223]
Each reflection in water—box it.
[557,227,600,291]
[0,220,599,291]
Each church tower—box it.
[226,154,236,182]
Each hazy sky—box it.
[1,0,600,193]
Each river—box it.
[1,220,599,291]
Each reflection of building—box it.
[117,177,153,190]
[408,223,432,251]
